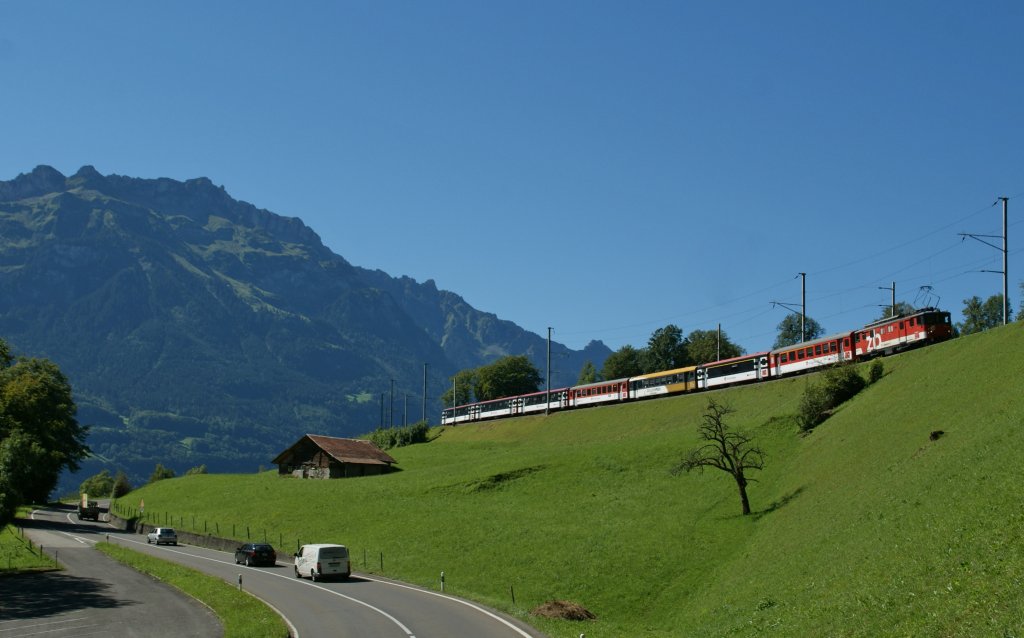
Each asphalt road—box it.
[12,507,547,638]
[1,507,221,637]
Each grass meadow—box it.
[117,322,1024,637]
[0,520,59,574]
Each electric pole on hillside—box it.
[716,323,721,361]
[545,327,552,415]
[771,272,807,341]
[422,363,428,425]
[879,281,895,317]
[959,197,1009,325]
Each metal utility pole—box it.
[800,272,806,341]
[389,379,394,428]
[959,197,1009,325]
[545,327,552,415]
[879,281,895,317]
[716,323,721,360]
[422,363,428,425]
[1002,197,1009,325]
[770,272,807,342]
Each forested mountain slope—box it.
[0,165,609,485]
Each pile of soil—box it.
[530,600,596,621]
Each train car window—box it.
[797,350,804,360]
[843,338,850,347]
[814,345,821,355]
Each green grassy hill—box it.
[121,323,1024,637]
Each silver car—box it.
[147,527,178,545]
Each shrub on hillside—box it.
[868,359,884,384]
[148,463,175,484]
[797,363,867,431]
[797,383,830,431]
[368,421,430,450]
[111,471,133,497]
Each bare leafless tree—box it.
[672,398,765,515]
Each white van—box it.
[294,543,351,581]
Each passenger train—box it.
[440,307,953,425]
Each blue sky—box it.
[2,2,1022,354]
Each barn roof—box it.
[272,434,397,466]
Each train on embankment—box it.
[441,307,953,425]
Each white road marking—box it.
[32,509,532,638]
[117,536,415,638]
[359,575,534,638]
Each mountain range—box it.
[0,166,610,488]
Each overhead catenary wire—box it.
[565,192,1019,351]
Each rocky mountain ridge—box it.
[0,165,610,487]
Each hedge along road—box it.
[20,506,546,638]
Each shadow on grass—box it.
[753,486,805,520]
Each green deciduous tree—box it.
[441,368,478,407]
[601,345,644,380]
[474,355,542,401]
[958,294,1012,335]
[671,399,764,516]
[643,324,688,373]
[0,432,45,526]
[685,329,744,365]
[0,340,88,506]
[773,313,825,349]
[79,469,115,498]
[577,361,600,385]
[875,301,917,320]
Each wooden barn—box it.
[272,434,397,479]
